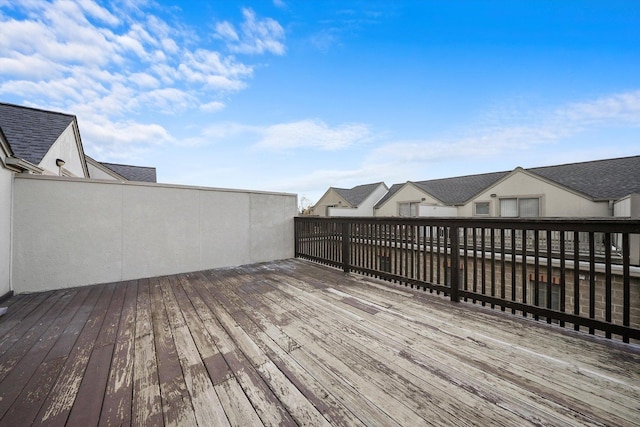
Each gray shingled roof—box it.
[529,156,640,200]
[374,183,404,208]
[375,156,640,209]
[413,171,510,204]
[100,162,157,183]
[375,172,509,208]
[0,103,75,165]
[333,182,385,207]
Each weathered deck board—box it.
[0,259,638,427]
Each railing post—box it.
[294,217,299,258]
[342,221,351,273]
[450,225,460,303]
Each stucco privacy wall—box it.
[12,175,296,293]
[0,167,11,297]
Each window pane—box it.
[519,198,539,217]
[410,202,419,217]
[399,203,410,217]
[475,202,490,215]
[500,199,518,217]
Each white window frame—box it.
[398,201,420,217]
[474,201,490,216]
[499,197,540,218]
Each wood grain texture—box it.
[0,259,638,426]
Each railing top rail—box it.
[295,216,640,232]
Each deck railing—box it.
[294,216,640,343]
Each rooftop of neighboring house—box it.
[331,182,387,207]
[375,155,640,208]
[0,102,157,182]
[528,155,640,200]
[0,102,76,165]
[100,162,157,183]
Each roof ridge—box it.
[0,102,75,119]
[411,169,510,184]
[100,161,155,169]
[526,154,640,171]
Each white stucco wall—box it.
[460,170,609,217]
[12,176,296,293]
[0,165,12,297]
[419,205,458,217]
[614,197,631,217]
[86,161,119,180]
[39,123,86,177]
[312,189,348,217]
[375,184,441,217]
[327,184,388,217]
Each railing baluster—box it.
[534,229,540,321]
[546,229,553,324]
[481,227,486,306]
[623,233,630,343]
[500,227,506,311]
[589,231,596,335]
[605,232,612,338]
[521,229,528,318]
[490,228,496,309]
[511,228,516,315]
[560,230,566,327]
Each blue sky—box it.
[1,1,639,205]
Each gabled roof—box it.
[100,162,157,183]
[528,155,640,200]
[412,171,510,205]
[333,182,386,207]
[375,172,508,208]
[0,102,75,165]
[374,183,404,208]
[375,155,640,209]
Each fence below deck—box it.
[294,216,640,343]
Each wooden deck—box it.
[0,259,639,426]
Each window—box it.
[499,197,539,217]
[398,202,419,217]
[474,202,490,216]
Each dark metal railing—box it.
[294,216,640,343]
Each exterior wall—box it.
[87,161,119,180]
[12,175,297,293]
[461,170,609,217]
[419,205,458,217]
[327,184,388,217]
[375,184,440,217]
[312,189,349,217]
[39,123,86,177]
[0,164,11,297]
[615,194,640,264]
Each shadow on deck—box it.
[0,259,638,426]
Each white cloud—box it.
[0,1,286,159]
[366,89,640,172]
[200,101,226,113]
[255,119,372,151]
[557,90,640,127]
[215,8,285,55]
[273,0,287,9]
